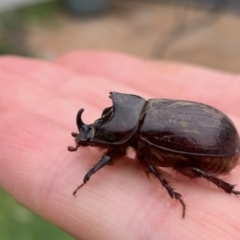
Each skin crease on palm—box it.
[0,51,240,240]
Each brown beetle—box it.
[68,92,240,217]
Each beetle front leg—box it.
[176,167,240,195]
[148,165,186,218]
[73,154,112,196]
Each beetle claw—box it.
[177,197,186,219]
[144,169,151,179]
[73,183,85,196]
[147,165,186,218]
[232,189,240,196]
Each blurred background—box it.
[1,0,240,71]
[0,0,240,239]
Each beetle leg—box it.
[73,155,112,196]
[176,167,240,195]
[148,165,186,218]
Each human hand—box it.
[0,51,239,239]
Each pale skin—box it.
[0,51,240,239]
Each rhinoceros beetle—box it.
[68,92,240,218]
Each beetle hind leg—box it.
[147,165,186,218]
[176,167,240,195]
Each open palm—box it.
[0,51,239,239]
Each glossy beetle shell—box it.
[139,99,240,157]
[91,93,145,144]
[69,92,240,218]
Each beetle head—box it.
[69,92,146,152]
[75,108,94,146]
[69,107,114,151]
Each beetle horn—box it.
[76,108,89,131]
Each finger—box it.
[0,56,146,100]
[56,51,240,116]
[0,57,144,125]
[0,56,73,88]
[1,54,239,118]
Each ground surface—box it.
[27,2,240,73]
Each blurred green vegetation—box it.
[0,2,74,238]
[18,0,64,24]
[0,188,74,240]
[0,1,238,236]
[0,0,63,56]
[0,12,30,56]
